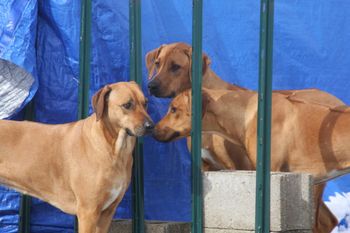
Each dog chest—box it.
[102,184,124,210]
[201,148,225,170]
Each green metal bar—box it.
[131,139,144,233]
[76,0,92,232]
[19,101,35,233]
[255,1,274,233]
[19,195,31,233]
[78,0,92,120]
[23,101,35,120]
[129,0,145,233]
[191,0,203,233]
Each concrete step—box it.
[203,171,313,232]
[204,229,311,233]
[108,220,310,233]
[109,171,313,233]
[108,220,190,233]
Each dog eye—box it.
[170,107,177,113]
[122,102,132,109]
[170,64,181,72]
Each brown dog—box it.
[146,42,341,232]
[153,89,349,232]
[146,42,345,170]
[0,81,153,233]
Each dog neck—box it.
[202,89,256,149]
[203,68,248,91]
[84,114,125,155]
[313,110,350,183]
[100,115,120,145]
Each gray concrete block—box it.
[204,228,311,233]
[203,171,313,232]
[108,220,130,233]
[108,220,190,233]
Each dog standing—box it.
[146,42,343,233]
[146,42,345,171]
[0,81,153,233]
[153,89,350,232]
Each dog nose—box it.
[144,120,155,131]
[147,80,159,93]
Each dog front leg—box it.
[77,209,100,233]
[315,201,338,233]
[313,184,338,233]
[95,198,121,233]
[312,184,338,233]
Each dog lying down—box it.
[153,88,350,184]
[0,81,154,233]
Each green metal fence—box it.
[129,0,145,233]
[18,0,274,232]
[18,101,34,233]
[77,0,148,232]
[74,0,93,231]
[190,1,275,232]
[255,1,274,232]
[190,0,274,232]
[78,0,92,120]
[191,0,204,233]
[78,0,146,232]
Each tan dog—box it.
[146,42,341,232]
[146,42,344,170]
[0,81,153,233]
[153,89,350,232]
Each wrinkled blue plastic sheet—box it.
[0,0,38,232]
[0,0,38,118]
[0,187,19,233]
[0,58,35,119]
[0,0,350,232]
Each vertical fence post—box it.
[255,1,274,233]
[78,0,92,119]
[19,194,31,233]
[19,101,35,233]
[77,0,92,231]
[129,0,145,233]
[191,0,203,233]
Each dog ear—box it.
[145,44,165,79]
[183,48,193,81]
[202,89,211,118]
[184,49,211,81]
[202,53,211,76]
[183,90,192,113]
[92,85,112,121]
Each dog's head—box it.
[152,89,211,142]
[92,81,154,137]
[146,42,211,98]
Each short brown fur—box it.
[0,81,153,233]
[155,89,350,232]
[147,42,342,233]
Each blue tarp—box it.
[0,0,38,118]
[0,0,38,232]
[0,0,350,232]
